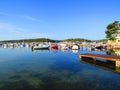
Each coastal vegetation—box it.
[105,21,120,40]
[0,38,56,43]
[62,38,91,42]
[0,38,107,43]
[92,39,108,42]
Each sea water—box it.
[0,47,120,90]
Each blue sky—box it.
[0,0,120,40]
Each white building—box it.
[116,32,120,43]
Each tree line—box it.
[0,38,92,43]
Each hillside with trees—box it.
[0,38,56,43]
[0,38,91,43]
[62,38,91,42]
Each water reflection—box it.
[106,49,116,55]
[1,47,120,89]
[113,49,120,56]
[31,48,50,53]
[51,47,58,51]
[60,48,68,52]
[107,49,120,56]
[80,57,120,74]
[71,49,79,53]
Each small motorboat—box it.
[51,43,58,49]
[60,43,68,50]
[71,44,79,50]
[32,43,49,50]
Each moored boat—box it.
[51,43,58,49]
[71,44,79,50]
[60,43,68,50]
[32,43,49,50]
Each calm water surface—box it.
[0,47,120,90]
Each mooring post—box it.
[79,55,83,61]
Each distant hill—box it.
[0,38,107,43]
[62,38,91,42]
[92,39,108,42]
[0,38,57,43]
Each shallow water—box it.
[0,47,120,90]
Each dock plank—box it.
[80,53,120,61]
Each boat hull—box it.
[32,44,50,50]
[33,47,49,50]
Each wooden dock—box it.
[79,53,120,68]
[79,53,120,61]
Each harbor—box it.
[0,0,120,90]
[0,40,120,90]
[0,45,120,90]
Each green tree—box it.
[105,21,120,40]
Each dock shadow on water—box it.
[80,57,120,74]
[1,48,120,90]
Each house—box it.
[116,32,120,43]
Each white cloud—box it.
[0,11,42,22]
[0,22,51,40]
[18,15,42,22]
[0,22,23,33]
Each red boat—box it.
[52,47,58,51]
[51,43,58,49]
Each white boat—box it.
[9,43,14,48]
[60,43,68,50]
[32,44,49,50]
[25,44,30,48]
[3,44,8,48]
[71,44,79,50]
[20,43,25,47]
